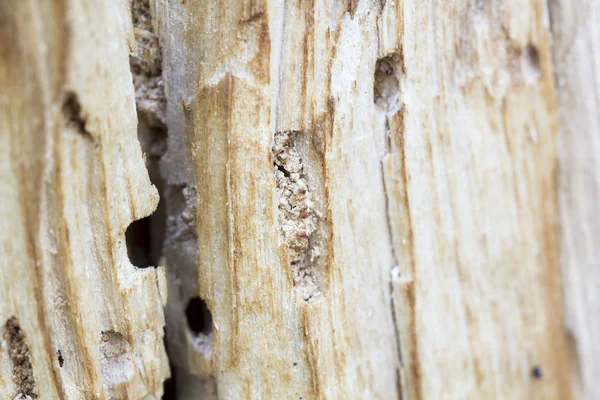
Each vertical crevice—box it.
[129,0,211,396]
[128,0,168,269]
[382,149,405,400]
[375,51,410,400]
[129,0,174,398]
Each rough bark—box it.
[0,0,597,399]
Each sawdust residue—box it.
[273,131,322,300]
[130,0,166,127]
[3,317,37,399]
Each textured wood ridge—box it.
[0,1,168,399]
[154,1,400,398]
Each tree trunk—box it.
[0,0,597,399]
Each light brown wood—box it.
[0,0,597,399]
[153,0,574,398]
[385,1,572,398]
[550,0,600,398]
[154,1,401,398]
[0,1,168,399]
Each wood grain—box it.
[550,0,600,398]
[155,0,574,399]
[0,1,168,398]
[0,0,591,399]
[386,1,573,398]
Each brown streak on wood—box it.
[54,126,96,394]
[392,111,415,278]
[4,5,67,396]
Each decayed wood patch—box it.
[3,318,36,399]
[273,131,324,301]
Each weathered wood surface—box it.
[155,0,400,398]
[155,0,574,399]
[385,1,572,398]
[0,1,168,399]
[550,0,600,398]
[0,0,597,399]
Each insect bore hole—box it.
[185,296,213,336]
[125,211,163,268]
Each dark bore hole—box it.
[125,212,163,268]
[62,91,89,136]
[185,296,213,336]
[531,365,543,379]
[523,44,542,82]
[524,44,540,70]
